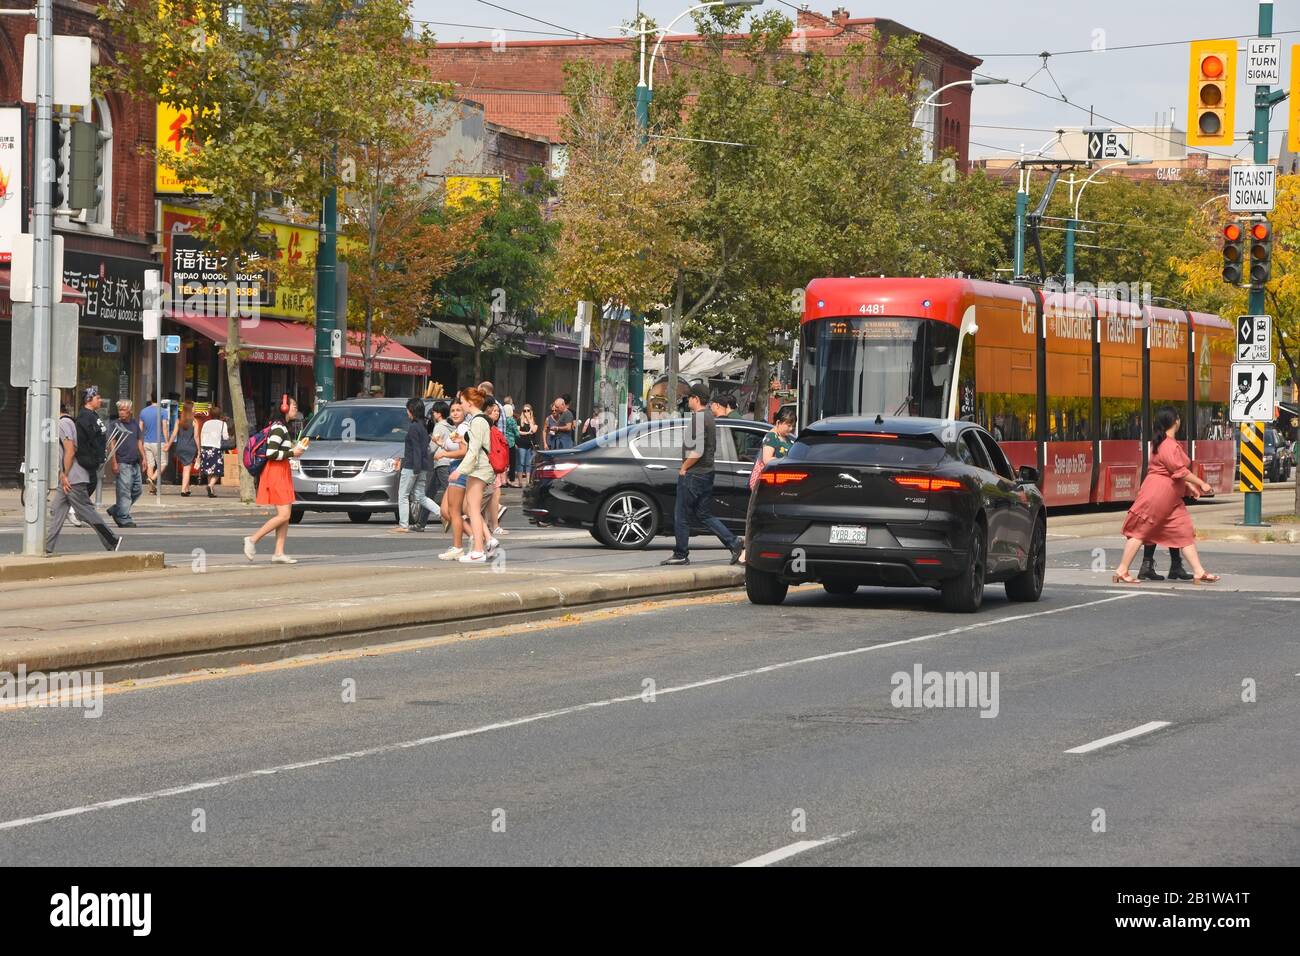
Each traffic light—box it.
[68,120,102,212]
[1188,40,1236,148]
[1222,220,1244,284]
[1249,220,1273,286]
[49,120,67,209]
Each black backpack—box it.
[73,408,107,476]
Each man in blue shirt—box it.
[108,399,145,527]
[138,392,166,488]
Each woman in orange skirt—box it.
[245,396,306,564]
[1112,407,1219,584]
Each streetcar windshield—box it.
[800,317,959,423]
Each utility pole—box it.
[22,0,54,556]
[629,15,652,423]
[1244,0,1284,526]
[314,152,338,410]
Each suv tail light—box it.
[759,470,809,485]
[892,476,962,492]
[534,462,581,481]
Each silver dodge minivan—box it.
[290,397,418,523]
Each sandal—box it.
[1193,573,1220,585]
[1111,571,1140,584]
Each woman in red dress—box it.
[1113,407,1220,584]
[244,396,307,565]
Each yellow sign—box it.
[162,203,318,319]
[1239,422,1265,492]
[156,101,210,194]
[1290,49,1300,154]
[446,175,502,209]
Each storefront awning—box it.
[168,312,431,376]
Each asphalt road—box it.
[0,536,1295,866]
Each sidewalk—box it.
[0,482,262,521]
[1046,483,1299,542]
[0,555,744,677]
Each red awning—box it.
[167,312,430,376]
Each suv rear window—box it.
[786,432,946,467]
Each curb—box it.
[1196,525,1300,544]
[2,565,745,674]
[0,551,166,584]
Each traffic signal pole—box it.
[1244,0,1282,526]
[313,156,338,410]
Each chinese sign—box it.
[156,101,210,195]
[162,204,318,319]
[61,252,154,333]
[0,106,22,263]
[170,232,272,309]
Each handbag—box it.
[218,421,235,452]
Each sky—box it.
[411,0,1300,160]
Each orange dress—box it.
[256,458,295,506]
[1121,439,1196,548]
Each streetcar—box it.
[798,277,1235,507]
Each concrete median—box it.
[0,562,744,675]
[0,551,166,584]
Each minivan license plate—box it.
[317,483,340,496]
[829,525,867,545]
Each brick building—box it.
[423,6,980,167]
[1,0,158,485]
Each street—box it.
[1,530,1295,866]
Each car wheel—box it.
[348,511,372,524]
[746,566,789,606]
[942,520,986,613]
[1005,517,1046,603]
[596,490,659,550]
[289,508,304,525]
[822,580,858,596]
[589,526,604,542]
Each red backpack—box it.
[477,415,510,474]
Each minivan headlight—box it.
[366,458,399,474]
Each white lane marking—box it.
[1064,720,1172,755]
[734,832,853,867]
[1264,598,1300,602]
[0,593,1140,833]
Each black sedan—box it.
[744,417,1047,613]
[523,418,774,548]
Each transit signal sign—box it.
[1229,165,1276,212]
[1236,314,1271,362]
[1229,362,1275,423]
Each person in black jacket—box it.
[46,387,122,553]
[393,397,437,533]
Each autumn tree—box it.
[101,0,435,500]
[339,107,481,392]
[548,65,706,415]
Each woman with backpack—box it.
[168,400,199,496]
[485,400,507,536]
[450,386,498,564]
[243,395,307,565]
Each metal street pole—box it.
[314,153,338,409]
[628,16,652,419]
[22,0,55,556]
[1244,0,1278,527]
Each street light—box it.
[911,76,1008,131]
[1063,157,1151,290]
[632,0,762,416]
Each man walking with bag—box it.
[46,386,123,554]
[660,383,742,567]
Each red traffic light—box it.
[1223,223,1242,242]
[1250,222,1270,241]
[1201,54,1225,79]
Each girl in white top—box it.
[436,402,470,560]
[198,405,231,498]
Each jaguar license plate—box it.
[829,525,868,545]
[317,483,340,496]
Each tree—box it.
[101,0,434,500]
[431,169,558,383]
[548,66,706,414]
[338,107,481,392]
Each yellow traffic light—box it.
[1188,40,1236,148]
[1290,47,1300,154]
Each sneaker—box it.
[106,533,123,552]
[485,537,501,555]
[459,551,487,564]
[271,554,299,565]
[438,547,464,561]
[494,526,510,536]
[243,536,256,561]
[67,512,83,528]
[729,539,744,565]
[660,555,690,566]
[118,519,138,529]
